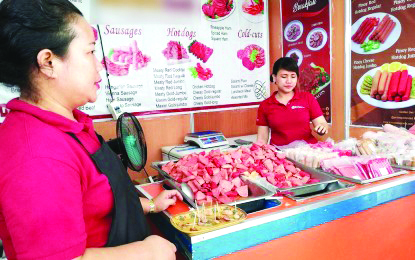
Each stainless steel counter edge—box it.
[188,174,415,243]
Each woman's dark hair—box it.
[270,57,299,82]
[0,0,83,101]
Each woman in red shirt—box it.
[256,57,328,146]
[0,0,180,259]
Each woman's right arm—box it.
[74,235,176,260]
[257,126,269,144]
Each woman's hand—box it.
[314,124,328,136]
[153,190,183,213]
[143,235,177,260]
[311,115,329,136]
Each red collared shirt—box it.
[0,99,113,260]
[256,91,323,146]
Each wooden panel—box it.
[268,0,282,94]
[94,121,117,140]
[94,114,191,183]
[194,108,258,138]
[329,0,346,142]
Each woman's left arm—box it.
[311,115,329,135]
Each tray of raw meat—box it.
[152,156,274,212]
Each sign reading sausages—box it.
[350,0,415,128]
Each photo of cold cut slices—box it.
[240,0,265,23]
[351,12,401,55]
[357,63,415,109]
[202,0,235,22]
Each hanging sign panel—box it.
[281,0,332,123]
[0,0,270,122]
[350,0,415,127]
[79,0,270,118]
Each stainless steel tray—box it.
[284,181,354,201]
[277,158,340,193]
[151,161,274,210]
[320,168,408,184]
[391,164,415,171]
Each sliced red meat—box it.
[219,180,233,193]
[235,163,248,170]
[195,176,205,186]
[192,179,202,190]
[267,175,277,185]
[206,195,213,203]
[236,185,248,197]
[212,187,221,198]
[187,181,198,193]
[276,152,286,159]
[161,162,175,173]
[203,172,212,183]
[263,159,274,172]
[182,175,196,182]
[231,151,242,160]
[307,178,320,184]
[231,177,242,188]
[223,154,233,163]
[285,164,297,173]
[212,168,220,175]
[226,191,239,197]
[211,174,221,185]
[289,177,303,187]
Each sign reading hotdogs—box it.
[350,0,415,128]
[280,0,332,123]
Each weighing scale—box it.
[183,131,228,149]
[161,134,257,161]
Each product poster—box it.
[0,0,270,121]
[281,0,332,123]
[350,0,415,127]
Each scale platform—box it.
[161,134,257,161]
[161,145,230,161]
[184,131,228,149]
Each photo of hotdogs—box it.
[351,12,401,55]
[357,62,415,109]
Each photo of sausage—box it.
[377,71,388,95]
[357,63,415,109]
[351,12,402,55]
[370,70,382,97]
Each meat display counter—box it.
[136,171,415,259]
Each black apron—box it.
[68,132,151,247]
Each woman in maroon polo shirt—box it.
[256,57,328,146]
